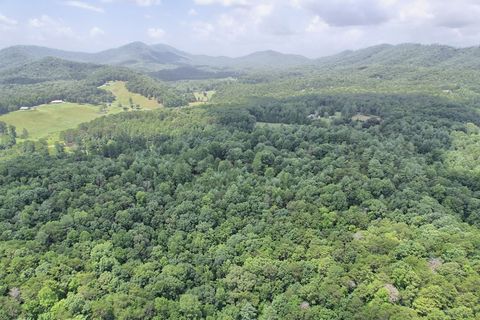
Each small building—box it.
[19,107,30,111]
[50,100,64,104]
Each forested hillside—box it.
[0,42,312,72]
[316,43,480,69]
[4,43,480,116]
[1,92,480,319]
[0,58,102,84]
[0,58,193,114]
[4,0,480,316]
[205,44,480,104]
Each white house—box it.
[19,107,30,111]
[50,100,64,104]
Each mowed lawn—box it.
[101,81,161,110]
[0,103,107,140]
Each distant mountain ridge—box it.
[316,43,480,69]
[0,57,103,84]
[0,46,93,71]
[2,42,480,73]
[0,42,313,71]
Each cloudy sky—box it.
[1,0,480,57]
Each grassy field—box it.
[101,81,161,110]
[190,91,216,106]
[0,81,161,142]
[0,103,113,141]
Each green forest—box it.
[0,58,194,114]
[1,89,480,319]
[2,33,480,320]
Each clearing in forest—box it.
[0,81,160,142]
[351,114,382,122]
[101,81,162,110]
[0,103,115,141]
[190,91,216,106]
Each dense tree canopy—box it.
[0,93,480,319]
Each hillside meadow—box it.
[0,81,162,142]
[101,81,162,110]
[0,103,112,141]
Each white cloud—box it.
[190,1,276,42]
[251,4,273,24]
[306,16,328,33]
[90,26,105,37]
[0,14,18,30]
[194,0,252,6]
[176,0,480,57]
[217,14,246,36]
[147,27,166,39]
[64,1,104,13]
[28,15,75,37]
[188,1,298,55]
[133,0,161,6]
[429,0,480,29]
[192,21,215,38]
[29,15,53,28]
[293,0,480,29]
[218,14,236,28]
[100,0,160,6]
[296,0,394,26]
[5,0,480,59]
[397,0,433,23]
[0,14,17,26]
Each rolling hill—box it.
[0,42,188,72]
[0,55,194,114]
[4,42,480,77]
[5,42,480,115]
[0,42,314,72]
[221,50,312,68]
[90,42,189,70]
[316,43,480,69]
[0,45,92,71]
[0,57,103,84]
[3,42,480,95]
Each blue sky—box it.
[1,0,480,57]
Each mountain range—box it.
[316,43,480,69]
[0,41,311,72]
[0,42,480,71]
[1,42,480,81]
